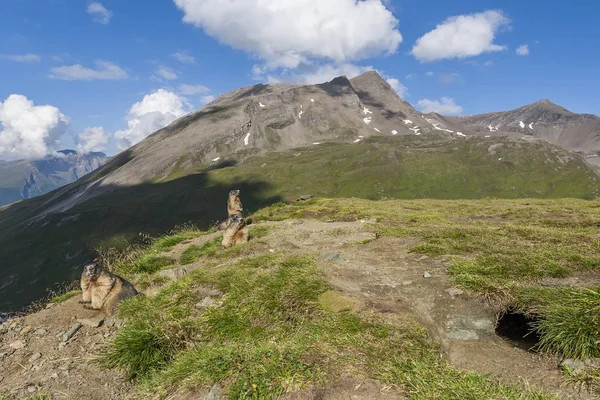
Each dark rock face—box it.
[0,151,108,206]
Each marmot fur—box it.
[222,214,249,249]
[227,189,243,218]
[80,263,138,317]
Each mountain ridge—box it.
[0,150,108,207]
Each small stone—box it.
[418,255,429,261]
[33,329,47,336]
[45,303,55,309]
[196,297,216,309]
[28,352,42,363]
[561,359,586,373]
[471,318,495,332]
[78,315,105,328]
[58,363,70,371]
[58,342,66,351]
[158,267,188,280]
[323,252,344,264]
[423,272,432,279]
[445,288,464,298]
[402,280,413,286]
[61,322,82,342]
[104,318,116,328]
[20,326,32,335]
[9,340,25,349]
[27,385,36,393]
[56,331,65,339]
[50,373,59,380]
[269,249,275,253]
[206,383,222,400]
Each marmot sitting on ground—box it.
[80,263,138,317]
[218,189,244,230]
[222,214,249,249]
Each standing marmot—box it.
[80,263,138,317]
[222,214,249,249]
[218,189,244,231]
[227,189,243,218]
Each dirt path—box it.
[0,299,133,399]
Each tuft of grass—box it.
[51,290,82,304]
[152,226,216,252]
[180,237,221,265]
[102,253,554,399]
[513,286,600,359]
[249,225,274,240]
[116,254,177,276]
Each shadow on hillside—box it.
[354,89,406,120]
[0,170,283,313]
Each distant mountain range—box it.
[1,71,599,312]
[0,150,108,207]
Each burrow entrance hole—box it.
[495,309,541,351]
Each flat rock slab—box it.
[78,315,105,328]
[323,252,344,264]
[61,322,82,342]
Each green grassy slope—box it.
[95,197,600,398]
[0,136,598,312]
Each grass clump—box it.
[249,224,274,240]
[51,290,82,304]
[116,254,176,276]
[152,225,216,252]
[103,253,553,399]
[180,237,221,265]
[513,286,600,359]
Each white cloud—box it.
[115,89,190,150]
[405,73,415,80]
[173,0,402,68]
[178,84,211,95]
[153,66,178,81]
[49,60,128,81]
[172,51,196,64]
[385,78,408,98]
[0,54,40,63]
[516,44,529,56]
[425,71,434,76]
[412,10,510,62]
[417,97,463,115]
[77,127,109,153]
[200,95,216,105]
[0,94,69,160]
[87,2,113,25]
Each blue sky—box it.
[1,0,599,160]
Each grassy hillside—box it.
[92,197,599,398]
[0,135,599,312]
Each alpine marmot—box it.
[80,263,138,317]
[222,214,249,248]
